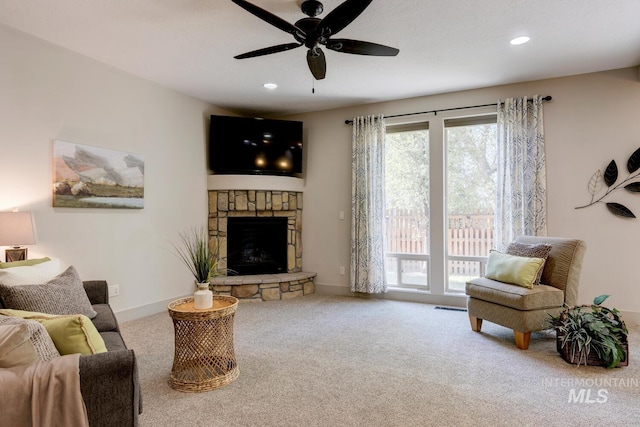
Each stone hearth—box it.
[208,189,315,300]
[211,272,316,301]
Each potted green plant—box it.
[548,295,628,368]
[173,227,223,284]
[173,227,227,309]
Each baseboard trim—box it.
[384,289,467,307]
[315,283,353,297]
[114,294,190,323]
[315,283,467,308]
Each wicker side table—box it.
[167,295,239,392]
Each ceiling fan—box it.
[231,0,399,80]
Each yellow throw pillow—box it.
[485,250,545,289]
[0,309,107,356]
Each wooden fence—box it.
[385,208,429,254]
[447,214,493,276]
[447,214,494,256]
[385,209,494,276]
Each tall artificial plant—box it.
[173,227,221,285]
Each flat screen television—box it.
[209,115,303,177]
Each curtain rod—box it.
[344,95,552,125]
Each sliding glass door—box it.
[384,123,429,290]
[444,116,497,293]
[384,114,496,296]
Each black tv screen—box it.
[209,115,303,177]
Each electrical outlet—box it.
[108,284,120,297]
[339,266,345,275]
[339,211,345,220]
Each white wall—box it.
[285,67,640,320]
[3,21,639,322]
[0,24,233,319]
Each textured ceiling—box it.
[1,0,640,116]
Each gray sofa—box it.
[1,280,142,426]
[79,280,142,427]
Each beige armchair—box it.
[465,236,586,350]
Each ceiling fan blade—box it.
[326,39,399,56]
[306,48,326,80]
[235,43,303,59]
[231,0,304,37]
[318,0,373,37]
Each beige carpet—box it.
[120,294,640,427]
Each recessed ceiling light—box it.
[263,83,278,89]
[510,36,530,45]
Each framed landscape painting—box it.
[53,140,144,209]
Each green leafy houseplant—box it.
[173,227,225,286]
[548,295,628,368]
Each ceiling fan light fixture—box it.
[232,0,399,81]
[263,82,278,89]
[510,36,530,45]
[301,0,323,18]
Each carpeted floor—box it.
[120,294,640,427]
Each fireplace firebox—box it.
[227,217,288,275]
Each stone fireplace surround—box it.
[208,189,316,301]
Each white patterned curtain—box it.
[495,95,547,250]
[350,115,387,294]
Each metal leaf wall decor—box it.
[575,147,640,218]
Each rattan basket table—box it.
[167,295,239,392]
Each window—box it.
[384,114,497,297]
[384,123,429,290]
[445,116,497,292]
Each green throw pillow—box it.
[485,250,545,289]
[0,257,51,269]
[0,309,107,356]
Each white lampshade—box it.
[0,212,36,247]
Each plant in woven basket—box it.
[173,227,228,287]
[547,295,628,368]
